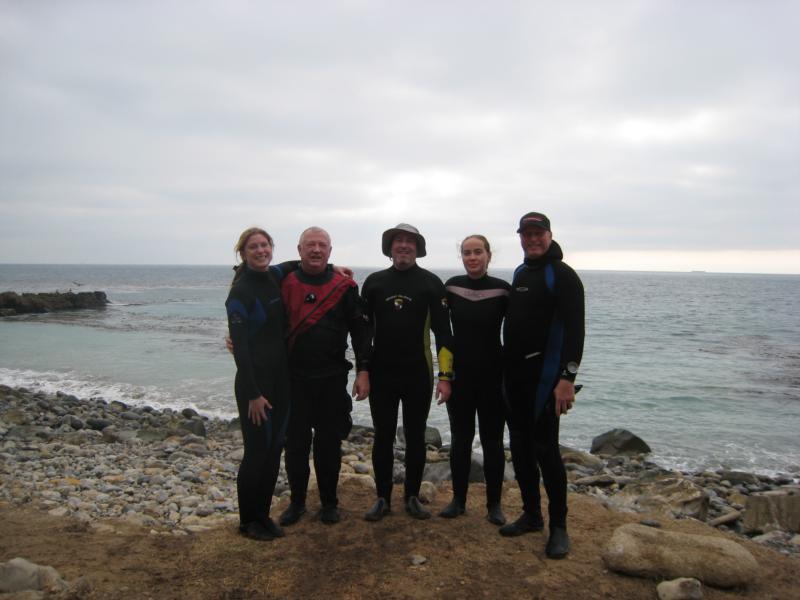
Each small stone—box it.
[352,462,370,475]
[656,577,703,600]
[418,481,436,504]
[639,519,662,528]
[410,554,427,566]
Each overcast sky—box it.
[1,1,798,273]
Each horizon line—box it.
[1,262,798,277]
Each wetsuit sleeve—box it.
[360,276,375,371]
[269,260,300,282]
[225,288,262,401]
[428,275,454,377]
[555,265,585,382]
[344,285,371,372]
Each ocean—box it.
[1,264,798,476]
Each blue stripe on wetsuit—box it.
[533,263,563,419]
[269,264,285,281]
[226,297,271,339]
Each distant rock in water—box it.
[0,290,108,316]
[591,428,652,456]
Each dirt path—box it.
[1,482,797,600]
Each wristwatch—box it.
[560,361,579,380]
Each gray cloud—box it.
[1,0,798,271]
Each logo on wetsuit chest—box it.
[386,294,412,310]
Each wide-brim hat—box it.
[381,223,427,258]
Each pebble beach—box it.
[1,384,797,557]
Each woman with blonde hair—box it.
[440,234,511,525]
[226,226,293,541]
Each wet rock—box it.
[591,429,651,456]
[85,418,113,431]
[718,470,760,486]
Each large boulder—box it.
[422,461,452,484]
[606,476,709,521]
[0,557,68,594]
[560,445,605,470]
[468,454,486,483]
[591,428,651,455]
[742,491,800,533]
[602,523,759,588]
[179,418,207,437]
[717,470,760,486]
[397,426,442,449]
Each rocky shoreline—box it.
[1,384,798,557]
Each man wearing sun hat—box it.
[501,212,585,559]
[359,223,454,522]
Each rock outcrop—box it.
[606,475,710,520]
[742,490,800,533]
[0,290,108,316]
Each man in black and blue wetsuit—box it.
[501,212,585,559]
[278,227,371,527]
[361,223,454,521]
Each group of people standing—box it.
[225,212,584,559]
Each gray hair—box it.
[298,226,331,246]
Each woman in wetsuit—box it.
[439,235,510,525]
[226,227,292,541]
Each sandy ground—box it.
[1,481,797,600]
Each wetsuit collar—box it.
[243,264,273,279]
[524,240,563,267]
[296,267,333,284]
[390,263,421,274]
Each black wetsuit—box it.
[281,268,370,509]
[362,264,454,502]
[503,241,584,527]
[445,274,510,507]
[226,265,292,527]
